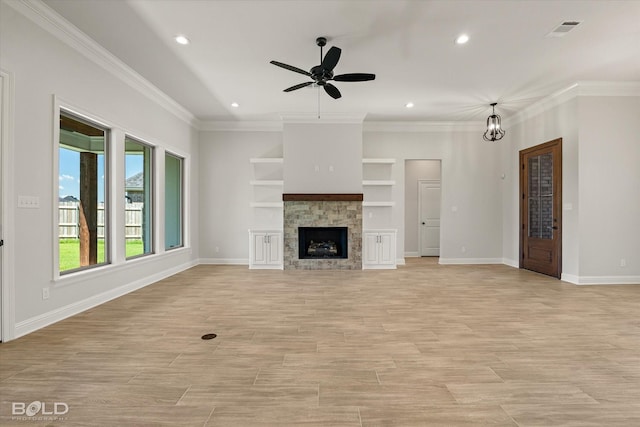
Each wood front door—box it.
[520,138,562,278]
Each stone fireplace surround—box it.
[283,194,363,270]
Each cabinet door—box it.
[363,233,381,264]
[378,233,396,265]
[252,233,267,265]
[266,233,281,265]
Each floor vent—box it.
[201,333,217,340]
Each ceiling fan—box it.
[270,37,375,99]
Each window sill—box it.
[53,246,193,289]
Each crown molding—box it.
[6,0,198,128]
[505,81,640,127]
[280,112,367,124]
[199,121,283,132]
[363,121,485,132]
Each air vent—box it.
[546,21,582,38]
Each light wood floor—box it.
[1,258,639,426]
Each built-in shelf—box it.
[250,180,284,186]
[363,201,396,207]
[249,158,283,164]
[249,202,284,208]
[362,180,396,186]
[250,158,284,210]
[362,158,396,164]
[362,159,395,208]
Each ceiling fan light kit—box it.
[270,36,375,100]
[483,102,505,142]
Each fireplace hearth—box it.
[299,227,348,259]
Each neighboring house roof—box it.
[59,195,79,202]
[125,172,144,191]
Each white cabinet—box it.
[363,229,397,269]
[249,230,283,269]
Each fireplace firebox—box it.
[298,227,348,259]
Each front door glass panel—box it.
[528,153,553,239]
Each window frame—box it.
[56,108,111,276]
[164,151,184,251]
[124,135,155,260]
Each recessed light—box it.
[405,102,414,108]
[174,35,190,45]
[455,34,469,44]
[231,102,239,108]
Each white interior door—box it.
[419,180,441,256]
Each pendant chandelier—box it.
[483,102,505,141]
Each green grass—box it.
[59,239,147,272]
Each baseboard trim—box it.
[14,260,197,339]
[439,258,504,265]
[502,258,519,268]
[198,258,249,265]
[575,275,640,285]
[404,252,419,258]
[561,273,580,284]
[363,264,397,270]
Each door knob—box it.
[422,222,425,225]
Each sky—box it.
[59,149,143,202]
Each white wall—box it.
[578,96,640,279]
[363,129,504,263]
[199,126,504,265]
[198,130,282,263]
[283,122,362,193]
[1,2,199,338]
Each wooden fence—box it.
[59,201,144,239]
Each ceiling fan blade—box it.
[270,61,311,77]
[333,73,376,82]
[284,81,314,92]
[321,46,341,71]
[323,83,342,99]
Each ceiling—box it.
[44,0,640,123]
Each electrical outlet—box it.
[18,195,40,209]
[620,258,627,267]
[461,246,467,253]
[42,287,50,300]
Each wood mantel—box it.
[283,194,364,202]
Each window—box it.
[58,112,109,273]
[125,137,153,258]
[165,152,183,250]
